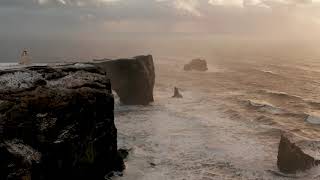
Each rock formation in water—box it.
[93,55,155,105]
[184,59,208,71]
[0,64,124,180]
[277,133,320,173]
[172,87,183,98]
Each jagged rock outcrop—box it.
[184,59,208,71]
[277,133,320,173]
[93,55,155,105]
[172,87,183,98]
[0,64,124,180]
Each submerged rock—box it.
[184,59,208,71]
[172,87,183,98]
[93,55,155,105]
[0,64,124,180]
[118,149,129,160]
[277,133,320,173]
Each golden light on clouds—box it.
[2,0,320,41]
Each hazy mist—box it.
[2,0,320,62]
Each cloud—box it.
[0,0,121,7]
[156,0,202,16]
[2,0,320,61]
[153,0,320,17]
[1,0,320,38]
[173,0,202,16]
[208,0,244,7]
[206,0,320,8]
[44,0,120,6]
[1,0,319,15]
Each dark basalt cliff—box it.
[0,64,124,180]
[93,55,155,105]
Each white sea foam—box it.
[306,112,320,125]
[114,58,320,180]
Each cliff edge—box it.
[93,55,155,105]
[0,64,124,180]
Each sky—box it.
[1,0,320,61]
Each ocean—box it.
[114,57,320,180]
[2,56,319,179]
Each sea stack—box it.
[0,64,124,180]
[184,59,208,71]
[172,87,183,98]
[277,133,320,174]
[93,55,155,105]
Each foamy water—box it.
[0,63,52,71]
[113,58,320,179]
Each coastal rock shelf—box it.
[0,64,124,180]
[93,55,155,105]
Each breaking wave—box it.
[305,113,320,125]
[256,89,303,101]
[245,99,291,115]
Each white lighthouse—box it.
[19,49,32,65]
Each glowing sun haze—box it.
[1,0,320,61]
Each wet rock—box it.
[93,55,155,105]
[0,64,124,180]
[118,149,129,160]
[184,59,208,71]
[172,87,183,98]
[149,162,156,167]
[0,140,41,180]
[104,171,123,180]
[277,133,320,173]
